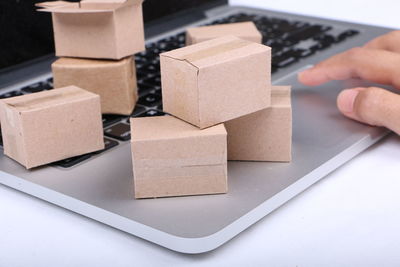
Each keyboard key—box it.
[53,154,92,168]
[138,109,165,117]
[293,48,314,58]
[0,90,23,99]
[21,82,51,94]
[337,29,360,42]
[92,137,119,154]
[141,76,161,87]
[102,114,125,128]
[283,25,328,43]
[104,122,131,141]
[272,52,298,68]
[132,105,146,116]
[138,83,159,94]
[137,93,161,107]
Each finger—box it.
[298,47,400,88]
[337,86,400,134]
[364,31,400,53]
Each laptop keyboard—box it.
[0,12,359,168]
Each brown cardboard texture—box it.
[225,86,292,162]
[36,0,145,59]
[160,35,271,129]
[186,22,262,45]
[130,115,227,199]
[0,86,104,169]
[52,56,138,115]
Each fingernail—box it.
[337,89,359,113]
[298,68,312,79]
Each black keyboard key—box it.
[54,154,92,168]
[337,29,360,42]
[102,114,125,128]
[293,48,315,58]
[141,63,160,73]
[93,137,119,154]
[0,90,23,99]
[141,76,161,87]
[137,93,161,107]
[283,25,328,43]
[21,82,51,94]
[138,109,165,117]
[138,83,158,94]
[272,52,298,68]
[132,105,146,116]
[104,123,131,141]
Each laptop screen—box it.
[0,0,222,73]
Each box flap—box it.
[35,1,75,8]
[130,116,226,141]
[36,0,142,13]
[187,22,262,39]
[1,86,97,111]
[161,35,269,69]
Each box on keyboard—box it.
[0,86,104,169]
[130,116,228,199]
[52,56,138,115]
[186,22,262,45]
[36,0,145,59]
[160,35,271,129]
[225,86,292,162]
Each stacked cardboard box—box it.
[131,34,292,199]
[0,0,147,169]
[37,0,145,115]
[0,86,104,169]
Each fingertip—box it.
[298,68,325,86]
[337,88,366,121]
[337,89,358,114]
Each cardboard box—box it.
[186,22,262,45]
[36,0,145,59]
[160,35,271,129]
[225,86,292,162]
[52,56,138,115]
[0,86,104,169]
[130,115,227,199]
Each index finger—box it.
[364,31,400,53]
[298,47,400,89]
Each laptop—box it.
[0,0,393,254]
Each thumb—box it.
[337,87,400,135]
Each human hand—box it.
[298,31,400,135]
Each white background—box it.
[1,1,400,266]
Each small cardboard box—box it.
[130,115,228,199]
[52,56,138,115]
[186,22,262,45]
[160,35,271,129]
[36,0,145,59]
[0,86,104,169]
[225,86,292,162]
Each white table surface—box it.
[1,1,400,266]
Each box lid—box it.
[1,86,98,112]
[36,0,143,14]
[187,22,262,40]
[160,35,270,69]
[130,116,226,141]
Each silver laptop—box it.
[0,0,393,254]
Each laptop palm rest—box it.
[0,71,390,253]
